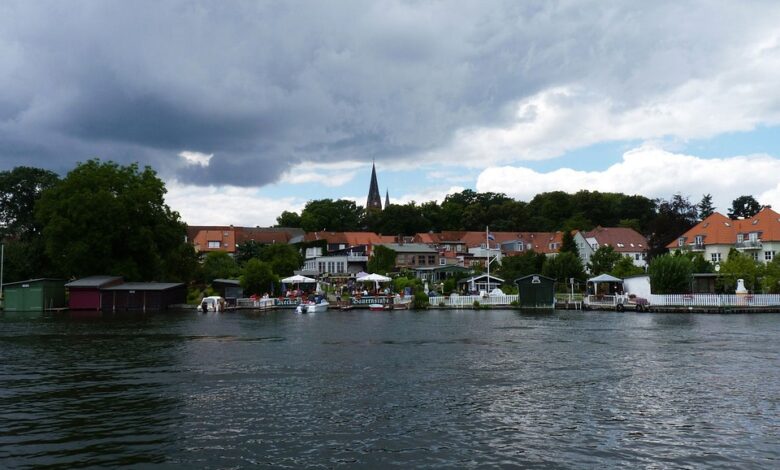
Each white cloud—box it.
[393,185,465,205]
[280,170,357,187]
[476,146,780,211]
[164,180,303,227]
[178,151,213,167]
[422,27,780,168]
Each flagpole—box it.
[486,226,489,292]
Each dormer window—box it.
[737,233,744,243]
[517,242,524,251]
[749,232,758,242]
[695,235,703,245]
[678,237,685,247]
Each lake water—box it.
[1,309,778,468]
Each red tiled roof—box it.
[584,227,648,253]
[667,207,780,248]
[303,231,384,246]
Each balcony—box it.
[680,243,705,252]
[735,240,762,250]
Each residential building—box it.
[378,243,439,269]
[574,227,649,270]
[186,225,303,254]
[668,207,780,264]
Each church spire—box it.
[385,189,390,209]
[366,161,382,210]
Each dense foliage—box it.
[587,246,622,275]
[648,254,693,294]
[728,195,761,220]
[241,259,279,296]
[367,245,397,275]
[35,160,191,281]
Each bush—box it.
[412,290,429,309]
[473,300,480,308]
[648,254,692,294]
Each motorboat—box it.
[295,299,330,314]
[200,296,226,312]
[369,303,387,311]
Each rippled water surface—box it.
[1,309,779,468]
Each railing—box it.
[735,240,762,250]
[649,294,780,307]
[429,294,518,307]
[556,293,585,302]
[679,243,705,252]
[585,294,620,306]
[236,298,276,309]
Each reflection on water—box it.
[1,309,779,468]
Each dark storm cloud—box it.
[0,0,777,185]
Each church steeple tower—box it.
[385,189,390,209]
[366,161,382,210]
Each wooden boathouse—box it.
[65,276,123,311]
[2,278,66,312]
[101,282,186,312]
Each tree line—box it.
[0,161,770,293]
[278,190,767,259]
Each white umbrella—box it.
[356,273,391,282]
[281,275,316,284]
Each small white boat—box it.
[295,300,330,314]
[200,296,226,312]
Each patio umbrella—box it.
[356,273,391,282]
[356,273,392,293]
[281,275,316,284]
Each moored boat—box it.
[296,300,330,314]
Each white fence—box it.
[649,294,780,307]
[429,294,518,308]
[236,298,276,309]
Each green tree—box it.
[728,195,761,220]
[697,194,715,220]
[202,251,240,282]
[648,254,692,294]
[367,245,397,274]
[559,231,579,257]
[241,258,278,296]
[718,249,760,292]
[647,194,697,259]
[497,250,546,281]
[235,240,265,266]
[760,257,780,294]
[682,252,713,274]
[299,199,363,232]
[35,160,188,280]
[275,210,302,228]
[588,245,622,275]
[0,166,60,240]
[258,243,303,277]
[610,256,644,278]
[542,252,585,288]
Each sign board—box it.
[532,276,541,284]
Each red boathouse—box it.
[65,276,124,311]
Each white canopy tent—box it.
[587,273,623,295]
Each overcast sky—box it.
[2,1,780,226]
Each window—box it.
[428,255,436,265]
[418,256,426,266]
[749,232,758,242]
[751,252,759,261]
[711,253,721,263]
[440,257,446,266]
[678,238,685,247]
[737,233,744,243]
[208,241,220,249]
[617,243,624,248]
[694,235,703,245]
[635,254,641,260]
[766,251,774,261]
[518,242,524,251]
